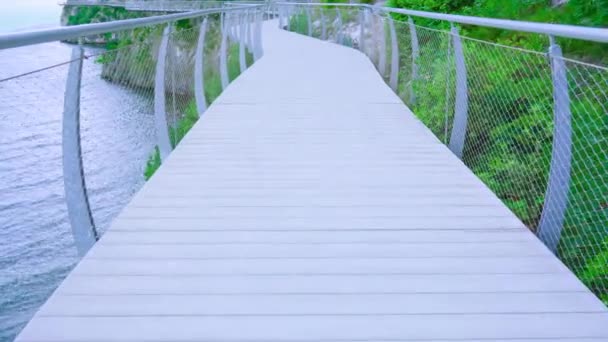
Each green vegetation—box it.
[65,5,148,26]
[386,0,608,304]
[66,7,255,182]
[143,42,252,180]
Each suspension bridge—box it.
[2,1,608,341]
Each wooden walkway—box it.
[17,20,608,341]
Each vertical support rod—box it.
[408,17,419,105]
[378,16,387,77]
[239,12,247,73]
[154,25,173,161]
[220,12,229,90]
[255,10,264,60]
[63,45,98,256]
[388,17,399,92]
[447,24,469,159]
[194,18,208,116]
[247,9,254,51]
[359,9,365,52]
[537,38,573,253]
[320,8,327,40]
[306,5,312,36]
[286,5,291,31]
[335,7,343,45]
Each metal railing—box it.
[0,3,265,339]
[60,0,267,12]
[276,1,608,305]
[16,4,262,254]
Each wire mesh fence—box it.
[280,2,608,305]
[0,6,262,340]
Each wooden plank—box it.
[56,273,592,295]
[16,314,608,341]
[38,293,606,316]
[16,18,608,342]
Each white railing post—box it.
[378,16,387,77]
[388,16,399,92]
[220,12,229,90]
[306,5,312,36]
[286,5,291,31]
[447,24,469,159]
[408,17,419,105]
[154,25,173,160]
[63,45,98,256]
[359,9,366,52]
[320,7,327,40]
[194,18,208,115]
[537,37,573,253]
[239,11,247,73]
[335,7,343,45]
[255,10,264,59]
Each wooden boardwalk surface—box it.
[17,20,608,341]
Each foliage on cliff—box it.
[386,0,608,304]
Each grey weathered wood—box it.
[16,19,608,342]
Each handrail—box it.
[0,4,262,50]
[276,1,608,43]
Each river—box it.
[0,41,157,341]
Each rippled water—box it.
[0,42,156,341]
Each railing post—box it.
[286,5,291,31]
[537,37,573,253]
[320,7,327,40]
[194,18,208,115]
[447,24,469,159]
[306,5,312,36]
[247,9,254,51]
[220,12,229,90]
[388,16,399,92]
[239,12,247,73]
[359,9,365,52]
[408,17,419,105]
[154,25,173,160]
[63,45,98,256]
[254,10,263,60]
[378,16,387,77]
[335,7,343,45]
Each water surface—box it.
[0,41,156,341]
